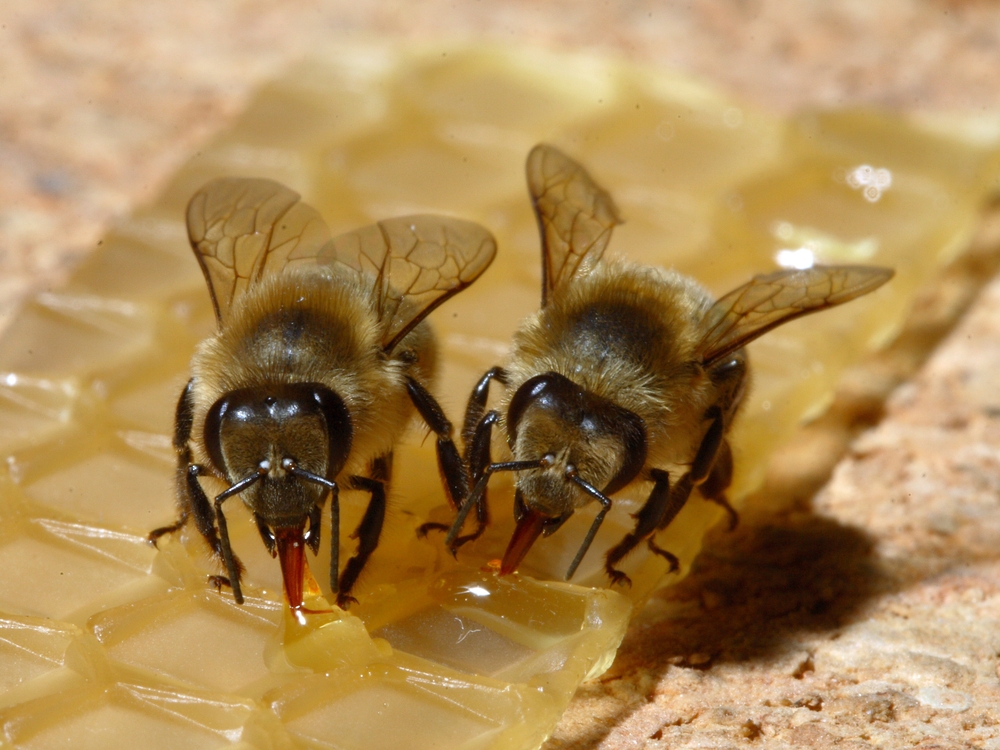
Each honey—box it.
[0,45,996,749]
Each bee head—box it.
[204,383,351,520]
[203,383,351,608]
[500,372,647,574]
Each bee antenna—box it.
[564,475,612,581]
[283,459,338,492]
[215,467,267,503]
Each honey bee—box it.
[444,144,892,586]
[150,177,496,609]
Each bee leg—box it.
[212,479,248,604]
[461,367,508,450]
[653,405,727,531]
[327,483,340,600]
[406,377,469,514]
[605,468,675,587]
[148,511,187,545]
[164,379,246,598]
[149,379,197,544]
[646,537,680,574]
[446,410,500,551]
[699,438,738,530]
[339,454,390,608]
[432,367,508,546]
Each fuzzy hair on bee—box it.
[190,270,436,480]
[442,144,893,586]
[500,258,721,517]
[151,177,496,610]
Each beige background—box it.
[3,2,1000,748]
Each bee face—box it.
[204,383,352,527]
[507,372,647,517]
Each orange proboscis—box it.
[500,509,547,575]
[274,525,333,614]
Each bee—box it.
[444,144,892,586]
[150,177,496,609]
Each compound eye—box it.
[260,524,275,546]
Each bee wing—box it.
[527,144,623,307]
[186,178,332,324]
[697,265,894,367]
[320,215,497,353]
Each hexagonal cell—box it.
[0,519,154,621]
[91,591,281,694]
[399,47,611,137]
[1,682,256,750]
[22,449,175,533]
[108,375,189,434]
[63,217,200,304]
[372,607,533,677]
[0,374,76,453]
[562,79,784,200]
[0,615,80,696]
[338,136,524,219]
[0,294,155,379]
[273,670,509,750]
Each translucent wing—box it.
[697,265,894,366]
[527,144,623,307]
[187,178,332,324]
[319,215,497,353]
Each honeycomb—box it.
[0,45,996,749]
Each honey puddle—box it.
[0,45,997,749]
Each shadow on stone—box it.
[544,508,889,749]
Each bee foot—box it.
[606,568,632,588]
[416,521,449,539]
[148,522,182,547]
[336,593,358,610]
[207,574,232,593]
[646,538,680,573]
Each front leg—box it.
[461,366,507,450]
[604,468,678,587]
[699,438,738,529]
[337,454,390,608]
[149,379,199,545]
[444,410,500,551]
[150,380,246,597]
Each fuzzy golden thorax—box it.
[502,258,724,474]
[189,267,436,478]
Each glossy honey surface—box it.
[0,45,996,749]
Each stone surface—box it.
[3,4,1000,749]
